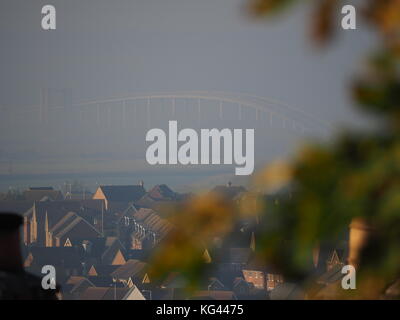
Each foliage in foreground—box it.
[149,0,400,299]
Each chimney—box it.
[0,212,24,272]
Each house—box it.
[24,246,84,284]
[316,264,345,287]
[116,203,140,248]
[24,202,72,246]
[151,288,188,300]
[242,269,283,291]
[111,259,149,288]
[87,265,119,277]
[213,247,254,274]
[92,184,146,210]
[303,247,349,299]
[117,285,147,300]
[205,277,226,291]
[136,184,188,209]
[232,277,255,297]
[160,272,187,289]
[125,249,153,262]
[62,276,95,300]
[124,207,174,250]
[99,238,127,265]
[190,290,237,300]
[23,200,103,246]
[174,247,252,293]
[326,248,347,271]
[48,212,102,247]
[269,283,306,300]
[312,240,349,274]
[64,190,93,200]
[242,256,284,291]
[86,275,122,288]
[79,285,146,300]
[23,187,63,202]
[81,237,126,267]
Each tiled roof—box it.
[228,248,253,264]
[233,277,251,288]
[101,241,126,265]
[25,200,101,224]
[270,283,306,300]
[50,212,101,240]
[147,184,177,201]
[26,247,83,268]
[132,208,174,241]
[191,290,237,300]
[65,276,94,293]
[87,276,117,287]
[23,189,63,201]
[82,237,124,259]
[111,259,147,280]
[132,208,153,221]
[88,265,119,277]
[80,287,130,300]
[317,264,344,285]
[99,185,146,202]
[136,185,189,209]
[50,212,77,234]
[161,272,186,288]
[54,216,84,238]
[126,249,152,261]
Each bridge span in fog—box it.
[0,90,332,178]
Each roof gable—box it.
[123,286,146,300]
[147,184,177,201]
[52,214,101,241]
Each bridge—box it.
[1,90,332,136]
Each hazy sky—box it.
[0,0,377,190]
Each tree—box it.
[247,0,400,299]
[149,0,400,299]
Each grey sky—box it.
[0,0,377,190]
